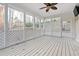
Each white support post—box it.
[43,18,45,35]
[61,16,63,38]
[23,12,26,40]
[75,16,79,42]
[50,17,52,33]
[33,16,35,30]
[4,4,8,47]
[24,12,26,30]
[39,19,41,30]
[74,16,77,39]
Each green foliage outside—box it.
[25,22,43,28]
[35,23,39,28]
[25,23,33,27]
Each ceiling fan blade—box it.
[42,3,58,12]
[44,3,51,6]
[51,6,57,10]
[40,7,46,9]
[46,8,50,12]
[51,3,58,5]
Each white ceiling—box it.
[10,3,76,18]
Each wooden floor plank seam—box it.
[48,38,59,56]
[66,39,71,56]
[43,39,56,56]
[69,40,78,56]
[57,39,62,56]
[56,39,62,56]
[44,40,57,56]
[53,39,61,56]
[68,40,75,56]
[51,39,60,56]
[39,38,56,56]
[32,38,51,56]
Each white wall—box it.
[76,15,79,42]
[61,12,75,38]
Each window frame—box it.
[8,7,24,31]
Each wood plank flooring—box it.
[0,36,79,56]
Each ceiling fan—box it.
[40,3,58,12]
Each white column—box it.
[72,16,76,39]
[61,16,63,38]
[4,4,8,47]
[33,16,35,30]
[75,16,79,42]
[39,19,41,29]
[43,18,46,35]
[50,17,52,34]
[24,12,26,29]
[23,12,26,40]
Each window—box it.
[40,19,44,28]
[8,8,24,31]
[0,4,5,48]
[0,4,5,33]
[62,20,71,32]
[52,17,60,22]
[25,15,33,28]
[35,17,40,28]
[45,18,51,23]
[51,17,61,33]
